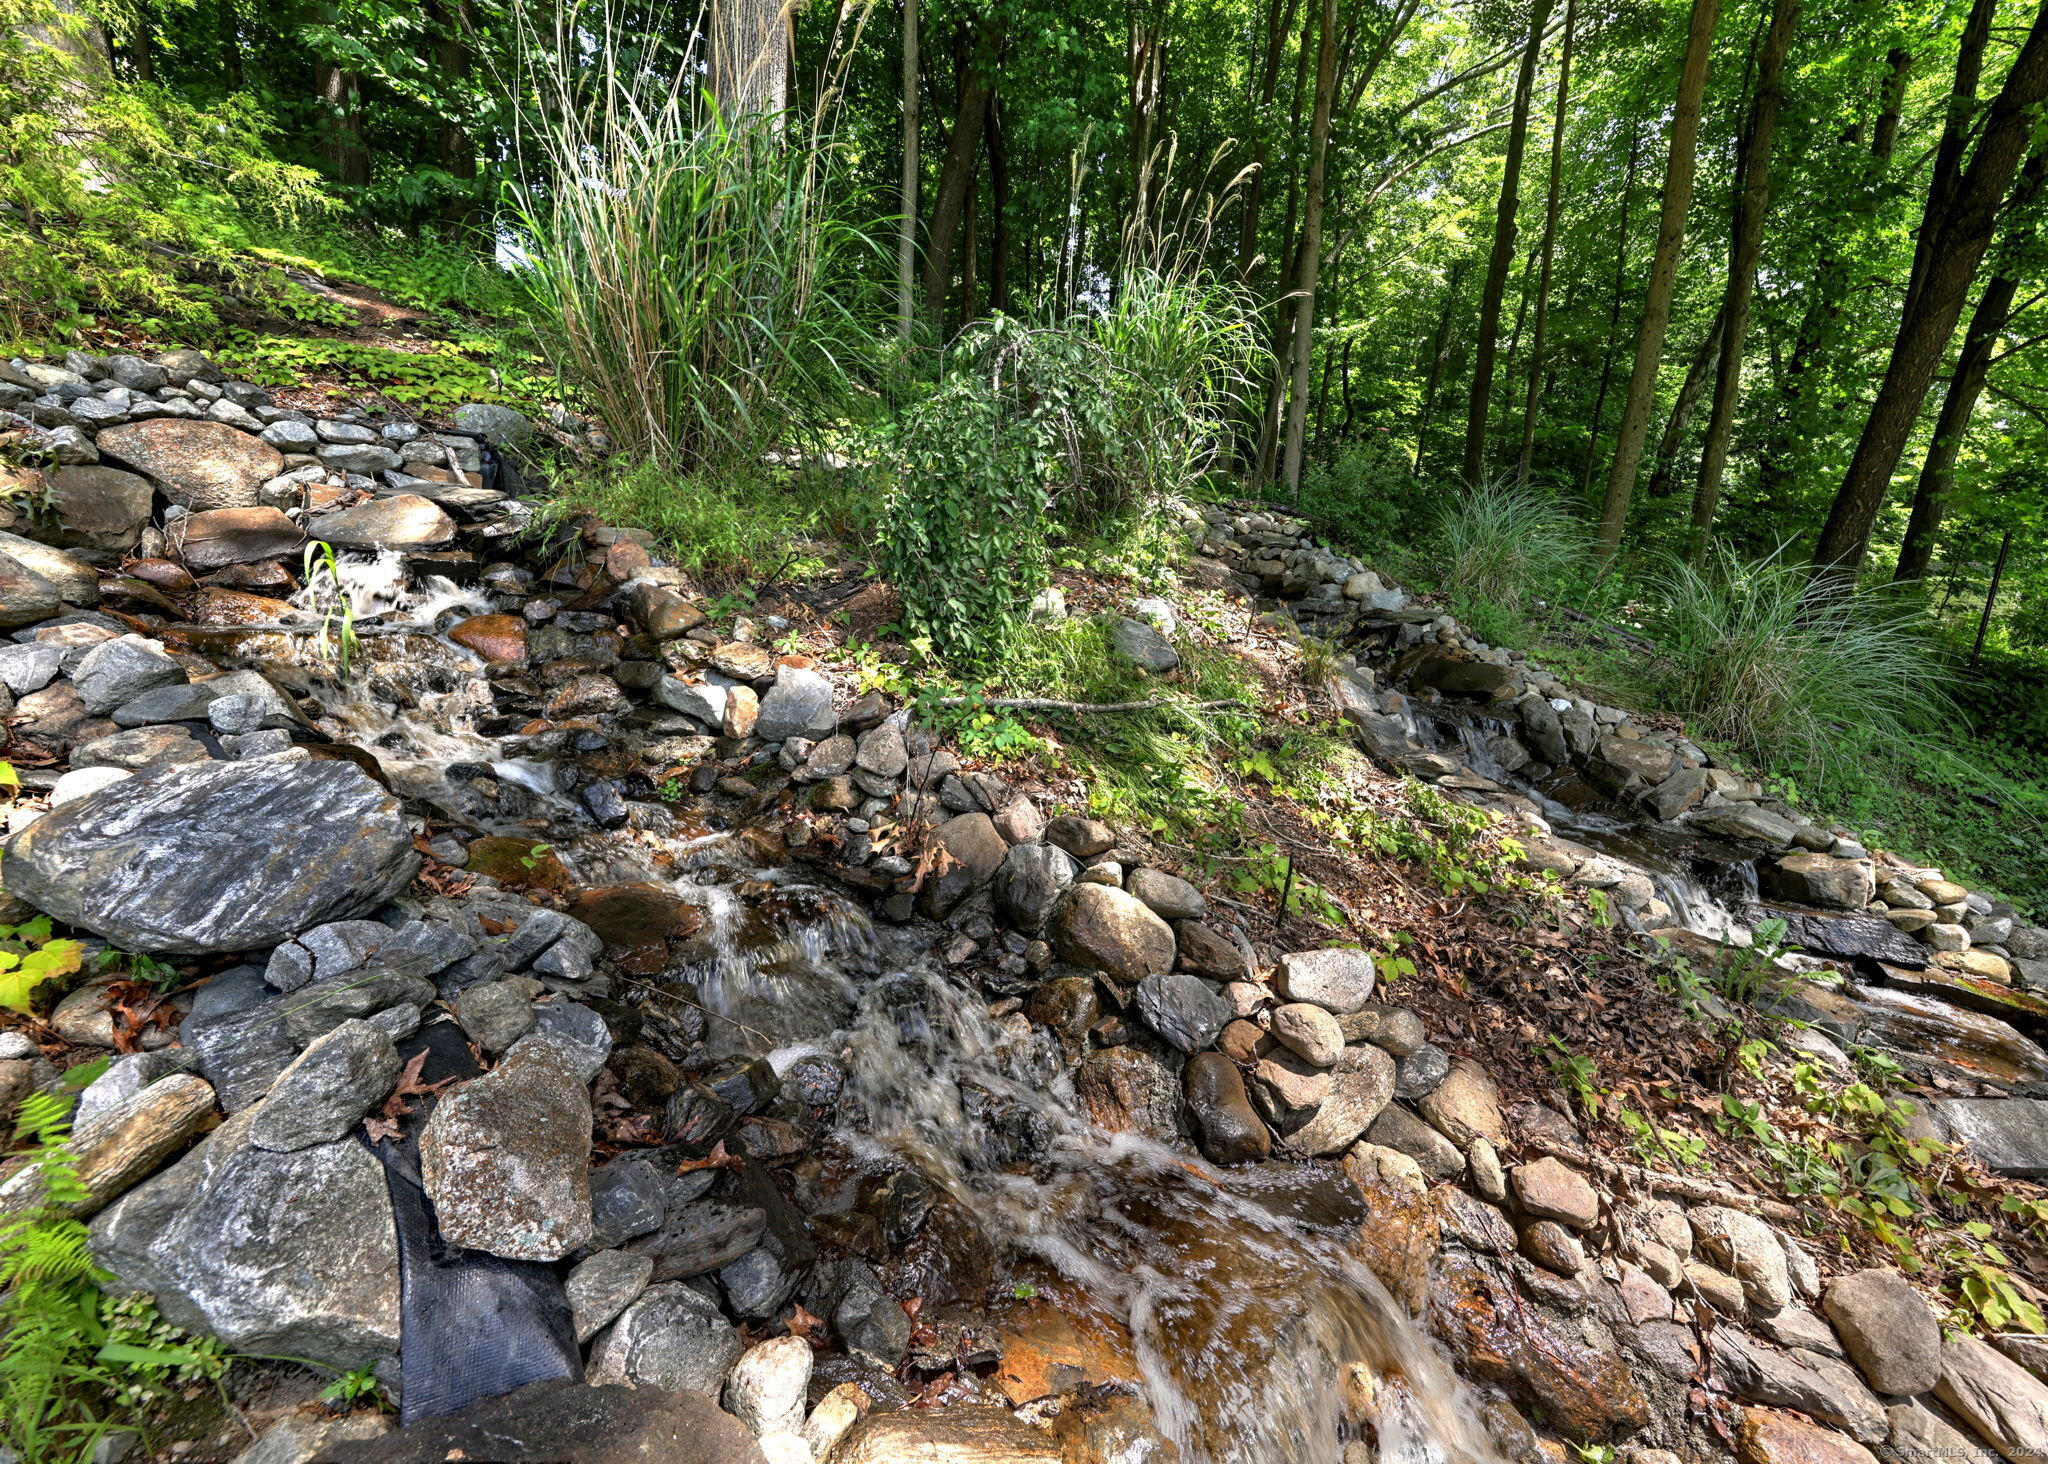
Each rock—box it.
[48,466,155,551]
[2,761,419,954]
[1691,1204,1795,1310]
[654,675,728,728]
[1711,1331,1887,1442]
[1686,803,1798,848]
[918,812,1008,917]
[283,966,435,1046]
[248,1020,399,1152]
[1689,1260,1749,1314]
[1509,1157,1600,1230]
[230,1409,394,1464]
[755,666,835,741]
[1045,815,1116,858]
[456,980,537,1053]
[1886,1400,1981,1464]
[530,1001,612,1082]
[627,1200,766,1282]
[72,633,187,713]
[566,1249,654,1343]
[1590,733,1678,788]
[73,723,210,769]
[1174,920,1243,979]
[0,1072,213,1218]
[1430,1252,1650,1441]
[1737,1410,1879,1464]
[1367,1104,1466,1180]
[1054,883,1176,980]
[1125,866,1206,921]
[1765,853,1878,911]
[854,722,907,777]
[0,551,62,628]
[311,1380,766,1464]
[1521,1219,1585,1274]
[833,1409,1062,1464]
[310,494,457,549]
[1249,1048,1332,1131]
[1072,1045,1180,1139]
[1338,1005,1426,1055]
[1271,1002,1344,1066]
[173,506,304,570]
[1108,616,1179,672]
[453,403,534,447]
[90,1108,399,1367]
[1182,1052,1271,1164]
[1937,1331,2048,1462]
[1410,655,1516,697]
[1274,948,1375,1013]
[1283,1042,1396,1156]
[993,842,1078,934]
[447,613,529,664]
[97,418,281,509]
[726,1335,812,1437]
[587,1282,743,1394]
[1820,1268,1942,1397]
[1132,972,1228,1052]
[1417,1058,1506,1148]
[419,1037,594,1261]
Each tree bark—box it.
[1280,0,1340,494]
[1582,116,1643,496]
[898,0,918,338]
[1237,0,1301,280]
[1416,260,1470,475]
[1688,0,1799,558]
[423,0,477,230]
[1972,524,2013,663]
[987,91,1010,313]
[1462,0,1556,487]
[1128,0,1168,238]
[1904,0,1997,324]
[129,4,154,81]
[1815,0,2048,578]
[218,0,242,90]
[316,63,369,186]
[1516,0,1576,486]
[1594,0,1719,555]
[711,0,791,124]
[921,23,1000,320]
[1644,308,1725,499]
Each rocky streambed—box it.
[0,348,2046,1464]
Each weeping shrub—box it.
[1630,547,1953,790]
[505,0,879,471]
[1428,479,1589,641]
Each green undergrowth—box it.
[543,458,862,586]
[210,331,552,417]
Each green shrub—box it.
[1429,478,1591,642]
[1629,547,1952,792]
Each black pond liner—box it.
[359,1018,583,1426]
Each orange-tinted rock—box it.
[309,494,457,550]
[448,614,529,665]
[1342,1144,1439,1314]
[96,419,282,510]
[604,540,654,582]
[1429,1252,1650,1441]
[989,1293,1142,1406]
[189,587,292,627]
[835,1409,1063,1463]
[465,836,573,891]
[1737,1410,1879,1464]
[200,559,296,592]
[568,883,699,947]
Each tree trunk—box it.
[898,0,918,338]
[1593,0,1719,556]
[130,4,154,80]
[1581,116,1643,496]
[1688,0,1799,558]
[960,166,979,325]
[1128,0,1167,238]
[987,92,1010,313]
[1972,525,2013,663]
[316,63,369,186]
[1644,308,1725,499]
[423,0,477,230]
[1815,0,2048,578]
[1280,0,1339,495]
[218,0,242,89]
[1904,0,1997,324]
[1251,7,1315,483]
[921,23,1000,320]
[1416,260,1470,475]
[1237,0,1301,279]
[1892,148,2048,582]
[1462,0,1557,487]
[1516,0,1576,486]
[711,0,791,124]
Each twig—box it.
[933,695,1249,713]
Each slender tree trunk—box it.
[1340,338,1357,438]
[1462,0,1557,486]
[1581,116,1643,497]
[1252,8,1315,483]
[987,93,1010,314]
[960,168,979,325]
[1237,0,1301,279]
[130,4,154,80]
[1688,0,1799,558]
[898,0,918,338]
[1904,0,1997,324]
[1972,525,2013,663]
[217,0,242,89]
[1516,0,1576,486]
[1128,0,1167,238]
[921,24,1001,319]
[316,63,369,186]
[711,0,791,124]
[1815,0,2048,577]
[1280,0,1339,494]
[1593,0,1720,556]
[1500,246,1537,390]
[1645,308,1725,499]
[423,0,477,230]
[1892,150,2048,581]
[1416,260,1469,475]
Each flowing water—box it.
[229,553,1510,1464]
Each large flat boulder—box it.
[173,506,304,570]
[1,760,419,954]
[308,494,457,550]
[97,418,282,510]
[48,466,155,551]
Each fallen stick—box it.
[932,695,1250,714]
